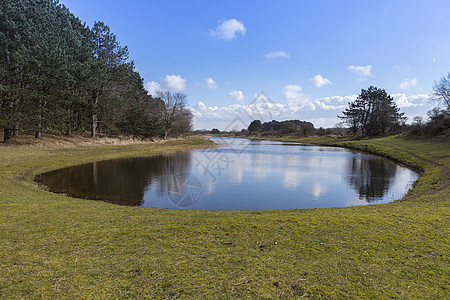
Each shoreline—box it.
[242,135,448,202]
[0,135,448,298]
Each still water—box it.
[36,137,419,210]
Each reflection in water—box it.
[347,157,398,202]
[36,152,192,206]
[311,183,327,200]
[36,138,419,210]
[283,169,303,189]
[167,173,202,207]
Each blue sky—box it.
[60,0,450,130]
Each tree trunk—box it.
[13,125,19,137]
[35,111,42,138]
[91,94,98,138]
[4,35,12,143]
[91,114,97,138]
[66,108,72,135]
[4,129,13,142]
[35,98,42,139]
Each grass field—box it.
[0,135,448,298]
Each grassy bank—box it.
[0,135,448,298]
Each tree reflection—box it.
[36,152,192,206]
[346,157,397,202]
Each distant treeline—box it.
[202,84,449,139]
[247,119,316,137]
[201,119,345,137]
[0,0,192,142]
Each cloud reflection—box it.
[311,182,327,200]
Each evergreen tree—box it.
[89,21,130,138]
[0,0,31,140]
[1,1,167,140]
[339,86,406,136]
[248,120,263,133]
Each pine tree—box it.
[339,86,406,136]
[1,1,167,140]
[89,21,129,138]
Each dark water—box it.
[36,137,419,210]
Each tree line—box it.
[218,80,448,138]
[0,0,192,142]
[246,119,316,137]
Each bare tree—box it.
[171,107,193,137]
[157,90,192,139]
[433,73,450,109]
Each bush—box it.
[408,108,450,138]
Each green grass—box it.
[0,136,448,298]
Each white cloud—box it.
[204,77,217,89]
[145,74,187,96]
[191,99,284,122]
[314,101,346,111]
[308,117,344,128]
[282,84,316,110]
[313,95,356,111]
[392,93,428,108]
[228,90,245,102]
[191,92,433,130]
[309,74,331,88]
[245,92,284,121]
[398,78,417,90]
[145,81,162,97]
[316,95,358,104]
[194,94,430,117]
[347,65,372,77]
[264,50,291,60]
[210,19,246,41]
[161,75,186,92]
[191,93,338,129]
[191,101,243,119]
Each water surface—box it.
[36,137,419,210]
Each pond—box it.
[36,137,420,210]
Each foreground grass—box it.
[0,136,448,298]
